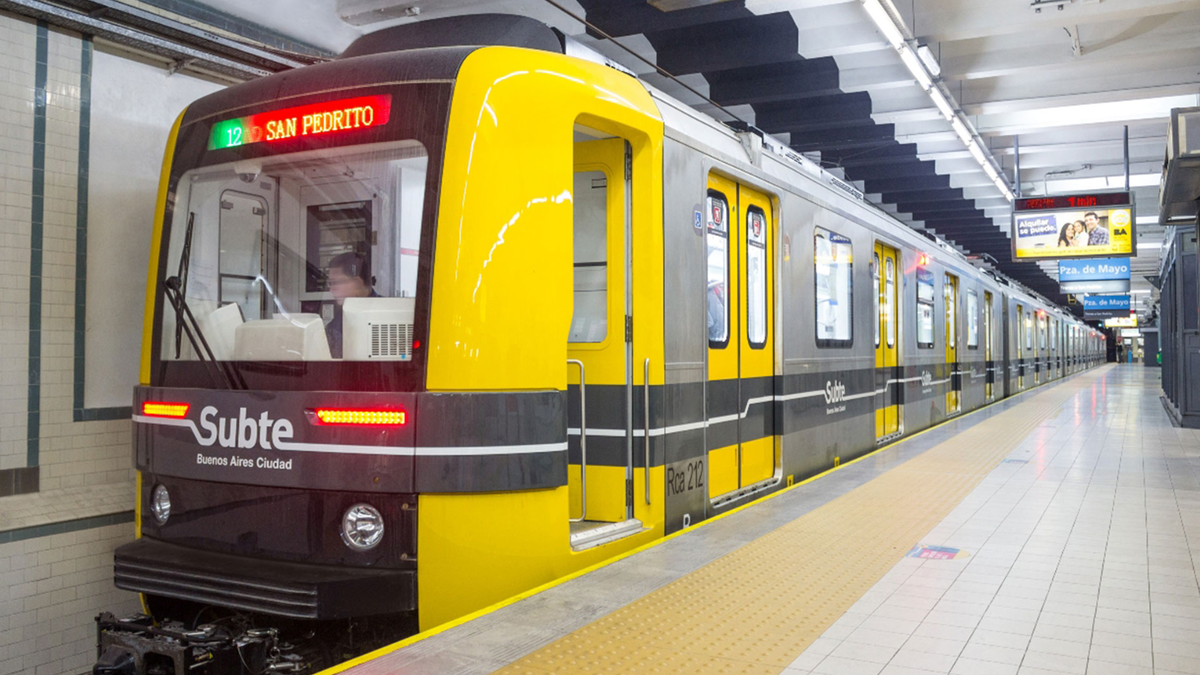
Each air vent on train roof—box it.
[339,14,566,59]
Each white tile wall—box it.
[1,11,146,675]
[0,523,141,675]
[0,11,35,473]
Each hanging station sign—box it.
[1012,192,1136,260]
[1083,293,1131,319]
[1058,257,1132,294]
[208,95,393,150]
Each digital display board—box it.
[208,95,392,150]
[1012,192,1135,260]
[1105,315,1138,328]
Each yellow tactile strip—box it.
[498,370,1107,674]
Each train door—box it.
[567,136,635,542]
[984,291,994,402]
[874,243,900,439]
[1023,309,1034,388]
[944,274,960,414]
[1015,302,1025,390]
[706,173,775,501]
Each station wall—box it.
[0,9,226,674]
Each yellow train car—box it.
[94,14,1105,675]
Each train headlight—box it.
[150,485,171,524]
[341,504,384,551]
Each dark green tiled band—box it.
[72,34,132,424]
[26,20,48,473]
[0,510,135,544]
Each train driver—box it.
[325,251,379,358]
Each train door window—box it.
[873,253,880,348]
[746,208,767,348]
[706,192,730,347]
[966,290,979,349]
[814,227,853,347]
[944,275,957,348]
[885,257,896,348]
[916,268,935,348]
[984,292,993,401]
[1039,315,1047,349]
[569,169,608,342]
[219,191,268,321]
[1026,312,1033,351]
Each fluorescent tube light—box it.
[929,87,956,121]
[897,44,934,90]
[861,0,905,48]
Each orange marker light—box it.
[313,409,407,426]
[918,253,931,266]
[142,402,190,418]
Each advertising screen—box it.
[1012,193,1135,260]
[1105,315,1138,328]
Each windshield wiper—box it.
[165,212,244,389]
[174,213,194,359]
[164,276,244,390]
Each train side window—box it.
[706,191,730,347]
[873,253,880,348]
[746,207,767,348]
[569,169,608,342]
[814,227,853,347]
[966,290,979,349]
[916,268,934,348]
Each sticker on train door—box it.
[693,205,703,234]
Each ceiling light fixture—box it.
[861,0,1013,202]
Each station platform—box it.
[332,365,1199,675]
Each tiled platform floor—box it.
[787,366,1200,675]
[335,365,1198,675]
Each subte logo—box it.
[824,380,846,404]
[921,371,933,387]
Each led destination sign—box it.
[1012,192,1135,261]
[1016,193,1133,211]
[208,95,393,150]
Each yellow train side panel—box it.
[419,46,666,632]
[140,109,186,385]
[425,46,664,392]
[418,468,663,631]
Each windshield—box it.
[157,140,429,379]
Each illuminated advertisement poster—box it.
[1058,257,1132,294]
[1012,193,1135,260]
[1105,315,1138,328]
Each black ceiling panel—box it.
[576,0,1073,314]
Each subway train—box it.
[93,14,1105,675]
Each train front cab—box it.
[121,41,669,652]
